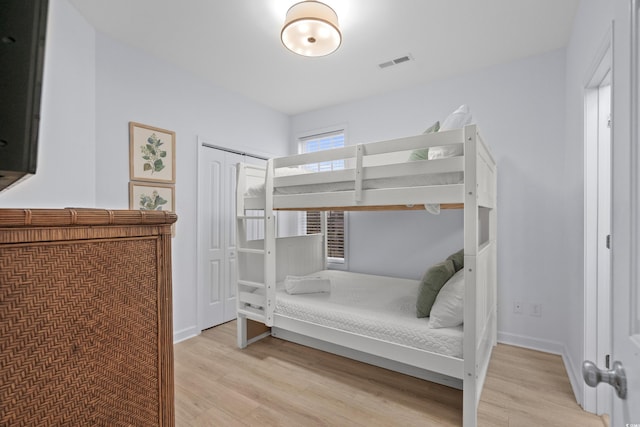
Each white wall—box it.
[291,49,569,352]
[0,0,96,208]
[1,0,291,343]
[93,34,290,342]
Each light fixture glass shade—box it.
[281,1,341,57]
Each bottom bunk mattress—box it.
[274,270,463,358]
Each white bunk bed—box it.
[235,124,497,427]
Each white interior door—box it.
[609,2,640,422]
[611,106,640,424]
[198,146,227,329]
[198,142,265,330]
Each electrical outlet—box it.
[530,303,542,317]
[514,301,523,314]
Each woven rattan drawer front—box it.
[0,238,162,426]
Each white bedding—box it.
[245,169,463,197]
[274,270,463,358]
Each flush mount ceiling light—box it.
[281,1,342,57]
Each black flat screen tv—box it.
[0,0,49,192]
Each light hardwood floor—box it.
[174,321,606,426]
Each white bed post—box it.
[320,211,328,270]
[354,144,364,204]
[463,124,479,427]
[264,159,277,327]
[236,163,248,348]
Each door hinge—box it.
[606,354,610,369]
[607,115,612,128]
[606,234,611,249]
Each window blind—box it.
[305,211,344,259]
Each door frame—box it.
[583,28,613,415]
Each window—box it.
[305,211,344,259]
[298,129,346,264]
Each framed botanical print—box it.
[129,181,175,212]
[129,122,175,183]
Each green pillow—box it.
[408,121,440,161]
[416,259,455,318]
[446,249,464,272]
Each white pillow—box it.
[429,269,464,328]
[284,275,331,294]
[429,104,472,159]
[274,167,311,177]
[440,104,473,131]
[427,143,464,160]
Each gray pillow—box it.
[416,259,455,318]
[408,121,440,161]
[446,249,464,272]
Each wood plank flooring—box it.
[174,321,606,426]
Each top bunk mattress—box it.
[274,270,463,358]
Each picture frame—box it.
[129,122,176,183]
[129,181,175,213]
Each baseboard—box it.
[561,343,584,407]
[173,325,199,344]
[497,331,565,355]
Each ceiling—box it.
[68,0,579,116]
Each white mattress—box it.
[245,170,463,197]
[274,270,463,358]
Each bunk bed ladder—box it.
[236,163,267,348]
[235,161,278,348]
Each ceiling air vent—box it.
[378,54,413,70]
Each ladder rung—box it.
[237,248,265,255]
[238,215,265,220]
[237,280,265,289]
[237,307,266,323]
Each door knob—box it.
[582,360,627,399]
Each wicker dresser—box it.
[0,208,177,426]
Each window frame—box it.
[296,125,349,270]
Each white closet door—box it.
[199,147,226,329]
[198,144,265,330]
[222,154,240,323]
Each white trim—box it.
[195,136,206,334]
[582,27,613,416]
[294,122,349,146]
[173,326,199,344]
[497,331,565,355]
[563,344,585,407]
